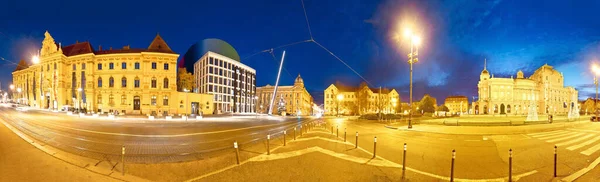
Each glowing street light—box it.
[32,55,40,64]
[592,64,600,121]
[337,94,344,117]
[402,27,422,129]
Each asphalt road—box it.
[0,105,314,163]
[322,117,600,181]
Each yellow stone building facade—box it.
[256,75,313,115]
[12,31,214,116]
[472,62,578,115]
[324,83,399,115]
[444,96,468,115]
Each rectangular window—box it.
[73,64,76,70]
[122,62,127,69]
[134,79,140,88]
[152,62,157,69]
[163,96,168,106]
[164,63,169,70]
[109,63,114,70]
[209,57,213,64]
[151,79,157,88]
[135,62,140,69]
[82,63,86,70]
[98,63,102,70]
[121,95,126,105]
[151,95,157,105]
[122,78,127,88]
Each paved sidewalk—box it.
[0,118,118,182]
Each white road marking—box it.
[465,139,480,142]
[581,142,600,156]
[556,134,594,146]
[527,130,570,137]
[439,138,452,141]
[545,133,586,143]
[566,136,600,151]
[536,132,576,140]
[562,150,600,182]
[567,128,600,133]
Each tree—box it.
[437,105,449,112]
[277,95,286,115]
[355,82,370,115]
[419,95,436,113]
[177,68,196,92]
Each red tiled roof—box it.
[62,42,94,56]
[94,48,146,55]
[13,59,29,72]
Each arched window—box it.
[134,77,140,88]
[121,95,126,105]
[151,77,157,88]
[109,94,114,105]
[97,77,102,88]
[163,78,169,88]
[109,77,114,87]
[121,77,127,88]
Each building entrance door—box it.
[133,96,140,110]
[46,96,50,109]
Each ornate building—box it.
[255,74,314,115]
[12,31,214,116]
[444,96,469,115]
[323,82,399,115]
[472,60,578,115]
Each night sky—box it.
[1,0,600,105]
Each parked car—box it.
[591,116,599,122]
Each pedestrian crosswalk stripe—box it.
[581,142,600,156]
[567,136,600,151]
[546,133,586,143]
[528,130,570,138]
[537,132,576,140]
[556,134,595,146]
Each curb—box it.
[383,121,590,136]
[0,117,150,182]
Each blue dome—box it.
[180,39,240,71]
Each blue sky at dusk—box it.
[1,0,599,105]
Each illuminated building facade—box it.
[256,74,314,115]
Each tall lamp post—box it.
[9,84,14,103]
[403,28,422,129]
[17,88,22,105]
[337,94,344,117]
[592,64,600,121]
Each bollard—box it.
[509,149,512,182]
[451,149,455,182]
[554,145,557,177]
[402,143,408,176]
[331,126,334,134]
[294,127,297,140]
[234,141,240,165]
[373,136,377,159]
[344,128,347,142]
[267,134,271,155]
[355,132,358,148]
[121,145,125,176]
[300,126,303,137]
[283,131,287,146]
[336,125,339,138]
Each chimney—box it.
[98,45,102,51]
[123,45,130,50]
[109,47,113,50]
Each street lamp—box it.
[592,64,600,121]
[337,94,344,117]
[403,28,421,129]
[77,87,82,113]
[32,55,40,64]
[17,88,22,104]
[9,84,14,103]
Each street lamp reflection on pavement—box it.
[336,94,344,117]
